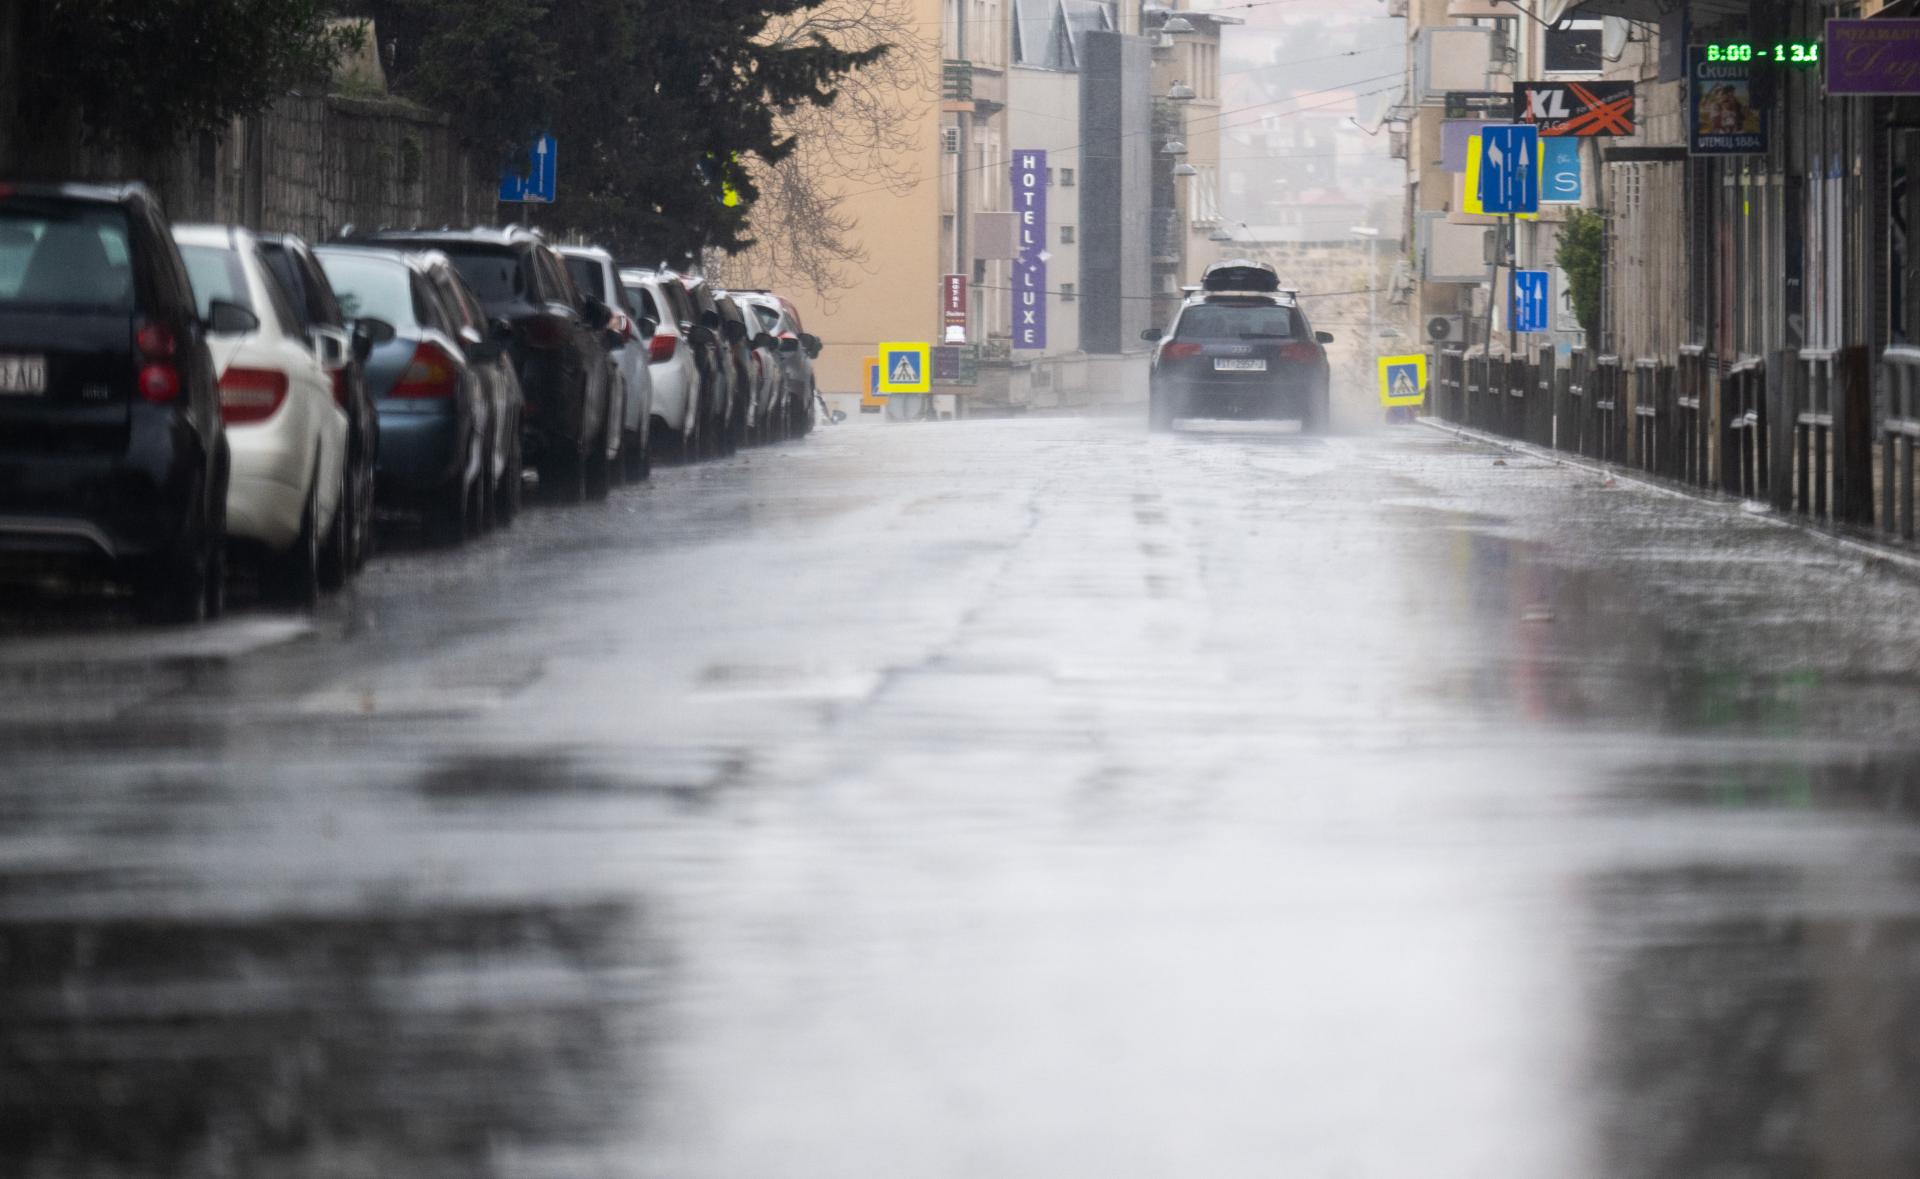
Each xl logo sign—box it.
[1513,81,1637,138]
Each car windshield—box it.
[177,243,251,321]
[1175,304,1299,339]
[316,253,417,327]
[439,247,526,306]
[0,201,134,312]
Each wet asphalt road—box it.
[7,412,1920,1177]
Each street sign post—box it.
[1512,270,1551,334]
[861,356,886,411]
[1379,354,1428,409]
[878,342,931,394]
[1477,124,1540,215]
[498,134,558,204]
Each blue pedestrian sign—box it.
[878,342,931,393]
[1511,269,1552,334]
[498,134,558,204]
[1478,124,1540,215]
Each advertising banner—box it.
[1010,150,1048,350]
[941,274,968,340]
[1827,19,1920,96]
[1689,46,1769,156]
[1513,81,1636,138]
[1542,137,1582,204]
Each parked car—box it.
[415,251,525,528]
[711,292,759,450]
[717,291,781,446]
[0,182,228,622]
[678,276,736,459]
[560,245,654,482]
[174,223,350,607]
[621,267,703,465]
[731,290,822,441]
[313,246,494,544]
[344,227,618,503]
[257,232,380,576]
[1142,259,1332,434]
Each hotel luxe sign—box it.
[1011,150,1048,350]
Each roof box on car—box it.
[1201,259,1280,293]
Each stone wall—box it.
[59,94,492,241]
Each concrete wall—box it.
[1079,30,1154,355]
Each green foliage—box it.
[16,0,360,149]
[356,0,889,261]
[1555,208,1605,339]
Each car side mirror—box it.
[778,336,800,354]
[637,317,658,340]
[1316,331,1335,345]
[205,299,260,335]
[350,318,394,363]
[1140,327,1164,342]
[801,332,822,359]
[700,309,722,330]
[489,317,514,343]
[722,319,747,343]
[312,327,352,370]
[687,324,716,346]
[581,297,613,331]
[753,332,777,351]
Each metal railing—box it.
[1721,356,1767,501]
[1883,347,1920,541]
[1675,346,1712,489]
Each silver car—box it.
[561,246,655,482]
[731,290,821,441]
[621,268,704,464]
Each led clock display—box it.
[1704,41,1823,66]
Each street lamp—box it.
[1173,162,1199,177]
[1161,139,1188,156]
[1162,16,1195,33]
[1167,81,1196,101]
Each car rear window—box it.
[0,201,135,312]
[178,244,252,321]
[1175,304,1300,339]
[316,253,418,328]
[439,247,527,305]
[749,304,781,332]
[625,285,660,323]
[563,256,605,301]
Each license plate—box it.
[0,354,47,395]
[1214,358,1266,372]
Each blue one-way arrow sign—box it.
[1479,124,1540,215]
[1511,269,1551,334]
[498,134,558,204]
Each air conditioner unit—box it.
[1426,315,1467,345]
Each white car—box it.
[621,268,702,464]
[174,224,350,606]
[560,246,654,482]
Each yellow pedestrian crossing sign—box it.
[1379,354,1428,408]
[879,342,931,393]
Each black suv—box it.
[0,182,229,621]
[1143,260,1333,433]
[343,227,616,502]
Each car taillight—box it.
[391,341,461,399]
[1280,342,1320,362]
[1162,341,1204,360]
[133,320,181,404]
[649,334,677,363]
[517,316,569,350]
[218,366,289,424]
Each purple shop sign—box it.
[1828,18,1920,96]
[1010,149,1047,350]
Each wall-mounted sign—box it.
[1689,46,1769,156]
[1543,138,1583,204]
[1444,90,1515,121]
[932,344,979,387]
[1010,151,1048,350]
[941,274,968,341]
[1513,82,1636,138]
[1827,19,1920,96]
[1703,41,1823,68]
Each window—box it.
[1062,168,1076,187]
[0,203,133,311]
[1061,225,1076,244]
[1174,304,1300,340]
[1047,168,1056,187]
[1060,283,1076,303]
[942,126,960,154]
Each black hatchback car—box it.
[0,182,229,622]
[344,227,615,502]
[1143,260,1333,433]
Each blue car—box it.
[314,246,495,545]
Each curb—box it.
[1419,417,1920,584]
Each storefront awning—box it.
[1565,0,1742,20]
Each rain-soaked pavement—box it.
[7,411,1920,1178]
